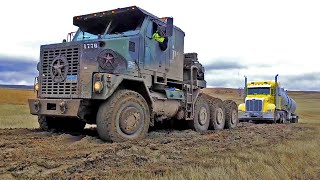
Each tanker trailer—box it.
[28,6,239,142]
[238,75,298,123]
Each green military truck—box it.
[28,6,238,142]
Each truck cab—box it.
[238,81,278,121]
[238,75,298,123]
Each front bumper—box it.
[238,111,274,121]
[28,99,81,117]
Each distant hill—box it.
[0,84,33,89]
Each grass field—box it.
[0,88,38,128]
[0,87,319,179]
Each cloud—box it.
[280,72,320,91]
[204,57,246,71]
[205,71,320,91]
[0,56,37,85]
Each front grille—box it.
[246,99,263,111]
[40,45,80,98]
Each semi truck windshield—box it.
[248,87,270,95]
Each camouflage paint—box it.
[29,6,206,120]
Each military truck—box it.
[28,6,239,142]
[238,75,298,123]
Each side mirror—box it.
[165,17,173,37]
[37,62,40,71]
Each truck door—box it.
[144,20,170,73]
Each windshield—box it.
[248,87,270,95]
[73,13,144,41]
[73,31,98,41]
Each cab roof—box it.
[73,6,184,34]
[247,80,280,87]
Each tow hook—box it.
[59,100,67,114]
[34,100,40,113]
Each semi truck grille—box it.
[40,45,80,98]
[246,99,263,111]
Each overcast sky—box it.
[0,0,319,90]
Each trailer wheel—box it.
[208,99,225,130]
[96,89,150,142]
[292,116,299,123]
[223,100,239,129]
[189,95,210,132]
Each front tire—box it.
[96,89,150,142]
[38,115,52,131]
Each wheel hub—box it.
[119,107,141,135]
[198,107,208,125]
[216,108,223,124]
[231,110,237,124]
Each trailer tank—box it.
[279,88,296,113]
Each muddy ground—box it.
[0,122,305,179]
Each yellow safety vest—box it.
[152,32,165,43]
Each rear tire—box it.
[208,98,225,130]
[188,94,210,132]
[96,89,150,142]
[223,100,239,129]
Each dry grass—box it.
[0,88,36,105]
[0,88,38,128]
[0,104,38,128]
[102,123,320,180]
[0,88,319,179]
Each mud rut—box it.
[0,122,303,179]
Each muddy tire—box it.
[38,115,52,131]
[223,100,239,129]
[207,98,225,130]
[188,94,210,132]
[96,89,150,142]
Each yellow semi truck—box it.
[238,75,299,123]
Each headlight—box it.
[34,83,40,91]
[267,109,273,113]
[93,81,104,93]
